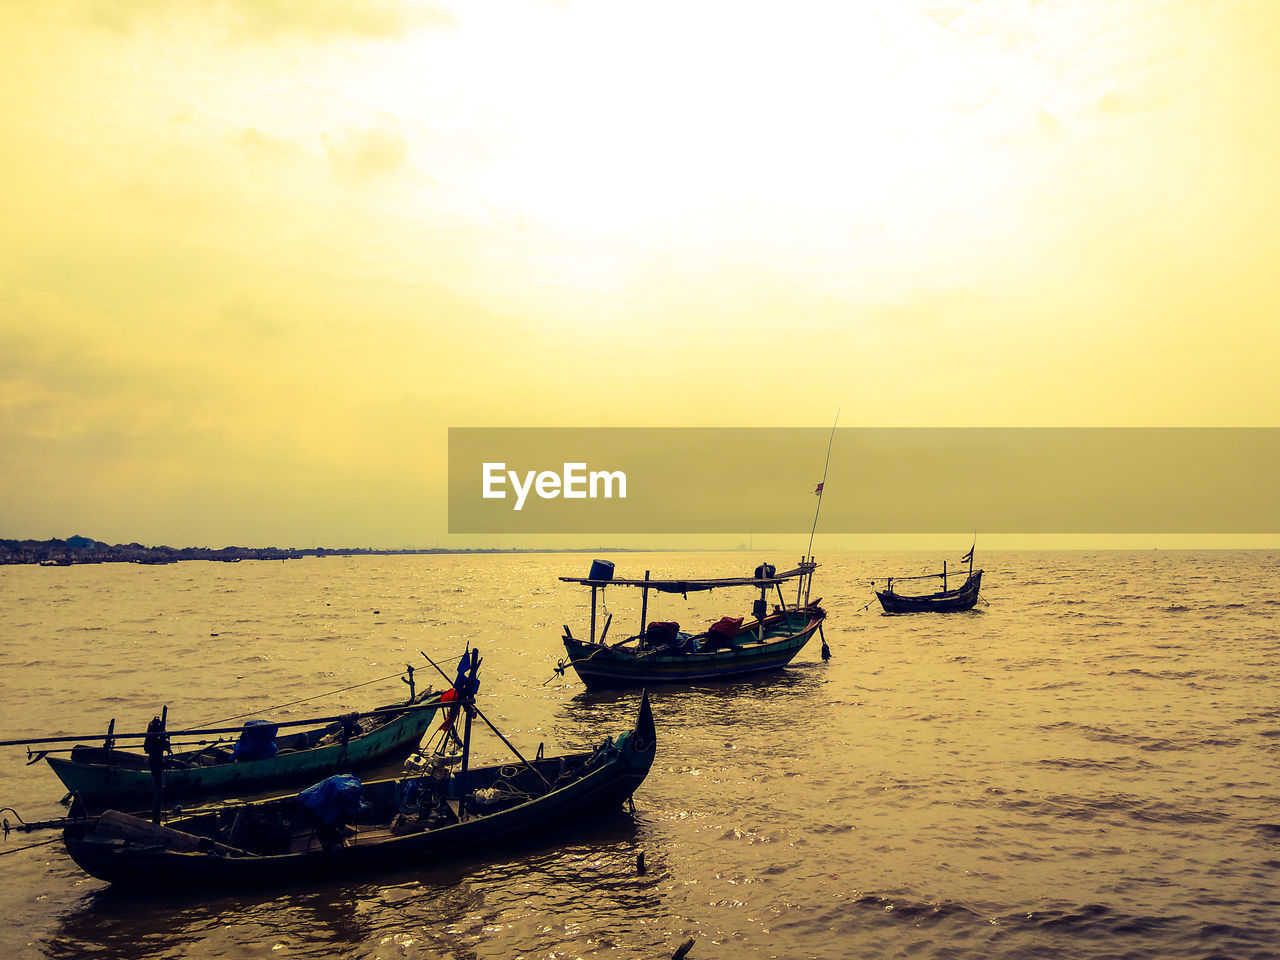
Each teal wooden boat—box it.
[61,692,656,889]
[558,560,827,689]
[45,689,443,806]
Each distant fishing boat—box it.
[873,545,983,613]
[38,679,443,807]
[557,559,827,689]
[59,655,656,889]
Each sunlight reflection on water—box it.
[2,550,1280,959]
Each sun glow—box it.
[439,4,1012,246]
[332,0,1100,312]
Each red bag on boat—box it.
[438,687,459,732]
[708,616,744,638]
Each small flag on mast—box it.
[961,545,974,563]
[814,482,824,496]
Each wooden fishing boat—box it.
[557,559,827,689]
[874,547,983,613]
[43,686,444,807]
[60,692,656,889]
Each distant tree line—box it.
[0,537,641,565]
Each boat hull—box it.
[876,571,982,613]
[563,609,825,689]
[61,697,656,889]
[47,693,442,806]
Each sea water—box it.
[1,550,1278,959]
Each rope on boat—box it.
[473,769,536,807]
[422,718,464,757]
[544,645,605,685]
[0,835,61,857]
[194,667,419,726]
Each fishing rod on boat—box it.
[809,409,838,661]
[195,664,422,727]
[0,698,446,750]
[806,409,839,565]
[418,651,553,791]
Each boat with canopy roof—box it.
[556,559,827,689]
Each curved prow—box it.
[631,690,655,756]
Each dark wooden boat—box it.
[874,547,983,613]
[558,560,826,689]
[61,693,656,889]
[44,686,444,807]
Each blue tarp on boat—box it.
[231,719,279,762]
[299,774,366,827]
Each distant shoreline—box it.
[4,537,1275,566]
[0,537,649,566]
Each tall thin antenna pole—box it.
[807,410,840,561]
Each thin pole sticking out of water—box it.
[807,410,839,562]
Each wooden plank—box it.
[95,810,243,856]
[560,564,816,593]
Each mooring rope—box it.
[193,653,453,727]
[0,836,60,857]
[544,644,606,684]
[194,669,413,726]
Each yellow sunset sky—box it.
[1,1,1277,548]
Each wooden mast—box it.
[639,570,650,641]
[758,576,768,641]
[457,648,479,820]
[590,585,598,645]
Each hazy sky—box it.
[2,1,1277,548]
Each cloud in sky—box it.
[327,126,411,183]
[1,0,1278,546]
[81,0,454,40]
